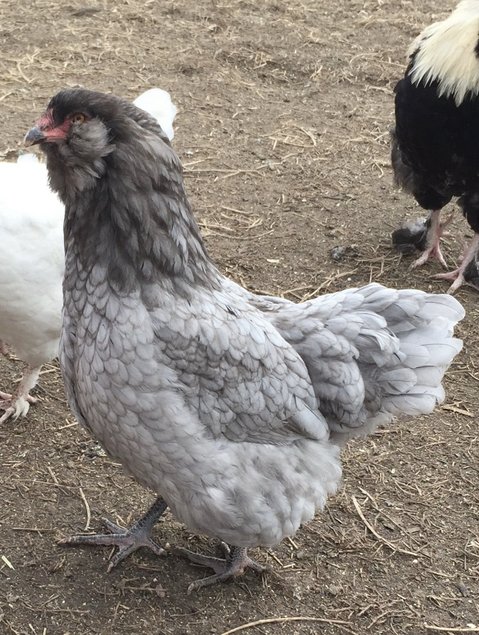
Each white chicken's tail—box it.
[134,88,177,142]
[253,283,464,445]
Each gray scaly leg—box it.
[175,543,269,593]
[59,497,167,571]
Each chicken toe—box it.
[434,233,479,294]
[175,544,269,593]
[434,268,466,294]
[410,241,448,269]
[58,497,167,571]
[0,365,41,424]
[393,210,452,269]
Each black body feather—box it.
[393,73,479,232]
[464,253,479,288]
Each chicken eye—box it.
[70,113,86,125]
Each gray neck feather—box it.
[57,124,221,297]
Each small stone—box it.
[456,579,469,597]
[330,246,347,261]
[155,583,166,598]
[6,593,19,603]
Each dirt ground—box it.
[0,1,478,634]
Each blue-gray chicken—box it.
[25,89,464,592]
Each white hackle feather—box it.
[409,0,479,105]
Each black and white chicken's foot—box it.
[58,497,167,571]
[0,365,41,424]
[408,210,454,269]
[434,268,466,294]
[175,543,269,593]
[410,241,447,269]
[434,233,479,294]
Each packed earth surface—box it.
[0,1,478,634]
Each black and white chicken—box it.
[0,88,176,423]
[25,88,464,592]
[392,0,479,293]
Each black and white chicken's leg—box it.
[58,497,167,571]
[409,210,452,268]
[175,543,268,593]
[434,233,479,294]
[0,365,41,424]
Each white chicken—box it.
[0,88,177,423]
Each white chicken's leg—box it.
[0,365,41,424]
[434,233,479,294]
[410,209,451,269]
[175,543,269,593]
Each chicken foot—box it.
[58,497,167,571]
[434,233,479,294]
[410,209,453,269]
[0,365,41,424]
[175,543,269,593]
